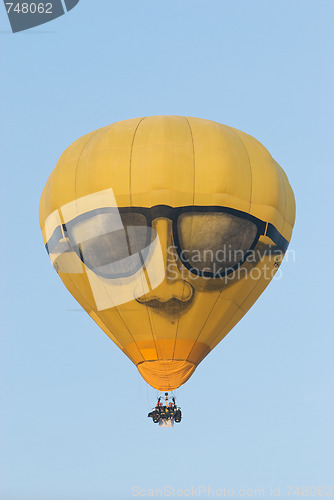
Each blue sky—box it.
[1,1,333,499]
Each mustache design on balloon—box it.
[4,0,80,33]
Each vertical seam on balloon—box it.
[180,119,222,364]
[129,117,146,207]
[180,119,227,364]
[144,297,173,388]
[208,304,243,348]
[73,128,107,215]
[137,266,161,363]
[128,118,159,364]
[231,129,253,213]
[186,292,223,362]
[112,307,145,362]
[184,116,196,206]
[128,117,161,367]
[209,273,264,348]
[274,159,287,235]
[66,128,144,363]
[127,119,162,373]
[171,117,196,361]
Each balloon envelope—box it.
[39,116,295,390]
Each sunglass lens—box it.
[177,212,258,276]
[66,210,152,278]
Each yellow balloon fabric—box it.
[39,116,295,391]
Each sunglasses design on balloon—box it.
[46,204,289,280]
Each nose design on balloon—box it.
[4,0,80,33]
[136,218,194,316]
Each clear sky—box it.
[1,1,333,499]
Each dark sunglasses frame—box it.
[46,205,289,279]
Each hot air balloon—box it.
[39,116,295,423]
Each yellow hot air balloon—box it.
[39,116,295,396]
